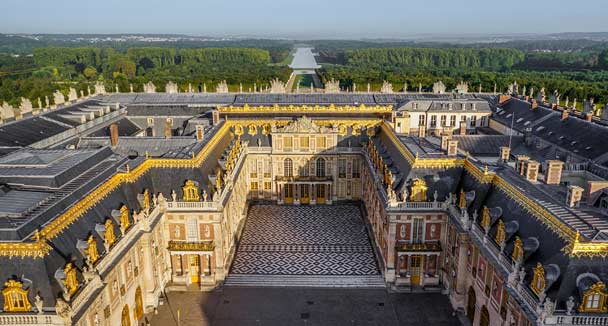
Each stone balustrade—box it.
[0,314,63,326]
[553,315,608,325]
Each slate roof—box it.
[0,117,71,147]
[87,118,141,137]
[452,135,524,156]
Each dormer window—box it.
[2,279,31,312]
[530,262,545,296]
[580,282,607,313]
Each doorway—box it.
[410,255,422,285]
[467,286,477,323]
[316,184,326,204]
[300,184,310,204]
[284,184,294,204]
[189,255,200,284]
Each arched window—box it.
[134,287,144,321]
[284,159,293,177]
[121,304,131,326]
[316,158,326,177]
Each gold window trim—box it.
[2,279,31,312]
[410,179,428,202]
[580,282,608,313]
[182,180,200,202]
[530,262,545,296]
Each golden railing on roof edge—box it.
[379,121,605,257]
[0,116,606,258]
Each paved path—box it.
[149,288,461,326]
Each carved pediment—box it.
[276,116,329,133]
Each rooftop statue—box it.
[324,79,340,93]
[143,81,156,93]
[53,90,65,105]
[68,88,78,102]
[0,102,15,122]
[19,97,32,115]
[216,80,229,93]
[433,81,446,94]
[380,81,393,94]
[94,81,106,95]
[455,81,468,94]
[165,81,179,94]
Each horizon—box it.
[1,0,607,38]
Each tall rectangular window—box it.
[186,218,199,241]
[249,160,257,178]
[440,115,447,127]
[300,136,309,150]
[338,159,346,178]
[283,137,293,151]
[412,218,424,244]
[450,115,456,127]
[430,115,437,127]
[471,116,477,127]
[264,160,271,178]
[418,115,426,126]
[317,136,326,149]
[352,159,361,178]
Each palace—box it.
[0,82,608,326]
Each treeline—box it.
[0,46,290,106]
[343,48,526,70]
[318,65,608,106]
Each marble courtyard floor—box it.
[148,287,461,326]
[230,204,380,275]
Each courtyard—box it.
[230,204,379,276]
[148,287,462,326]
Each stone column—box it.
[140,235,156,304]
[213,222,225,283]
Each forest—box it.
[1,35,608,108]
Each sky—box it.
[1,0,607,38]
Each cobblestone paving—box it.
[149,288,462,326]
[230,204,379,275]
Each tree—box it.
[83,66,97,79]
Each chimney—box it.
[447,140,458,156]
[515,155,529,175]
[566,185,584,208]
[212,110,220,126]
[531,99,538,110]
[418,125,426,138]
[585,114,593,122]
[459,121,467,135]
[195,125,205,142]
[110,122,119,147]
[499,146,510,162]
[440,135,451,150]
[545,160,563,185]
[586,181,608,205]
[561,109,569,120]
[499,95,511,105]
[164,118,172,139]
[524,160,540,182]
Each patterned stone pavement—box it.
[230,204,379,275]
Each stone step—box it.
[224,274,386,288]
